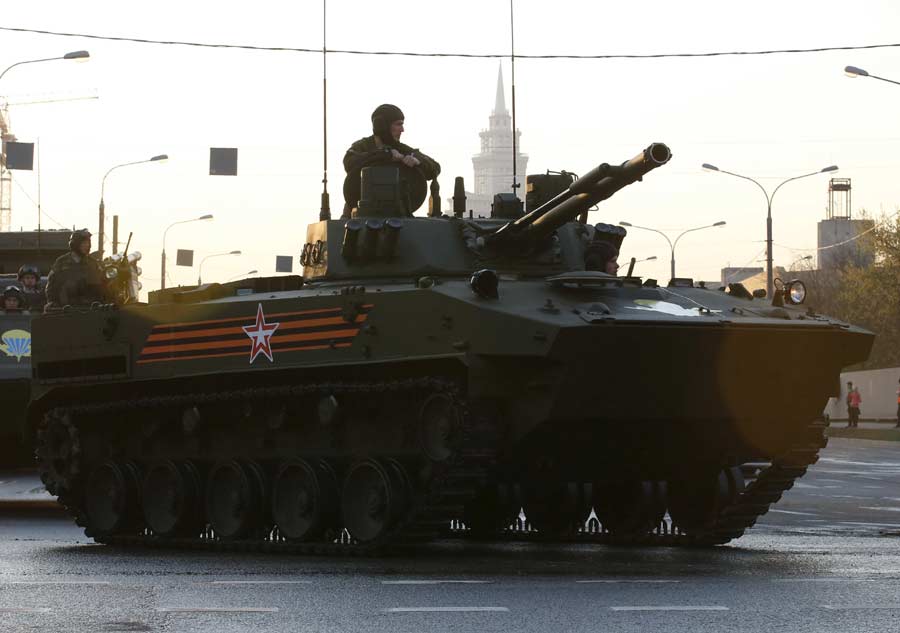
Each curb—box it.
[0,499,65,513]
[826,427,900,442]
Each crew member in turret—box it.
[584,240,620,275]
[45,229,109,309]
[342,104,440,218]
[17,264,45,312]
[1,286,27,314]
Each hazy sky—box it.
[2,0,900,288]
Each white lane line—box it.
[2,581,111,585]
[611,606,728,612]
[157,607,279,613]
[822,605,900,610]
[0,608,52,613]
[577,580,681,584]
[774,578,877,583]
[208,580,313,585]
[382,580,491,585]
[385,607,509,613]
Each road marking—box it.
[208,580,313,585]
[157,607,279,613]
[382,580,491,585]
[610,606,728,612]
[2,581,111,586]
[822,605,900,610]
[774,578,877,583]
[0,608,51,613]
[384,607,509,613]
[577,580,681,584]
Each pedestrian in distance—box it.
[846,381,854,427]
[848,385,862,428]
[895,377,900,429]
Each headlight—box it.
[786,280,806,305]
[104,267,118,280]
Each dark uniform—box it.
[45,230,109,309]
[17,264,46,313]
[342,104,440,218]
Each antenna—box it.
[509,0,519,195]
[319,0,331,221]
[36,138,41,248]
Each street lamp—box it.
[99,154,168,258]
[844,65,900,86]
[161,214,214,290]
[227,270,259,282]
[619,221,726,280]
[702,162,837,297]
[198,250,241,285]
[0,50,90,83]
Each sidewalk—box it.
[0,469,62,510]
[826,420,900,442]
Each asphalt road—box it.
[0,438,897,633]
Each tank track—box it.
[453,418,828,547]
[38,388,826,552]
[36,377,496,556]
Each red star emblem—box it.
[242,303,280,364]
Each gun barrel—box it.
[524,143,670,241]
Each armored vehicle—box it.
[28,143,872,553]
[0,230,69,465]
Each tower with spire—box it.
[462,67,528,216]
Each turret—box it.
[485,143,671,249]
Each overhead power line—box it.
[775,208,900,253]
[2,25,900,60]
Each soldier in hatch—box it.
[17,264,46,312]
[45,229,109,309]
[584,240,620,275]
[1,286,27,314]
[342,103,441,218]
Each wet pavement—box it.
[0,437,897,632]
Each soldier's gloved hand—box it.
[401,154,420,168]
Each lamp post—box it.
[0,51,89,233]
[0,50,90,83]
[702,163,837,297]
[161,214,213,290]
[99,154,168,259]
[198,250,241,285]
[619,221,726,280]
[227,270,259,282]
[844,65,900,87]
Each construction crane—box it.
[0,101,14,232]
[0,92,97,232]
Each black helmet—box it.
[584,240,620,272]
[69,229,92,252]
[371,104,404,145]
[17,264,39,281]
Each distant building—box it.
[721,267,763,287]
[720,266,787,293]
[817,178,875,269]
[450,67,528,217]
